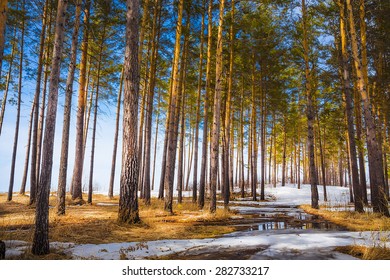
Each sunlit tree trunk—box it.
[118,0,141,224]
[339,0,363,212]
[164,0,184,213]
[209,0,225,213]
[222,0,235,206]
[143,0,161,205]
[302,0,319,209]
[346,0,389,216]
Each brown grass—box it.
[299,204,390,231]
[0,193,235,245]
[335,245,390,260]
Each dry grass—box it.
[335,245,390,260]
[299,204,390,231]
[0,193,235,245]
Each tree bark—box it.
[198,0,213,209]
[250,56,257,201]
[346,0,389,216]
[29,0,49,206]
[339,0,363,212]
[192,0,206,203]
[71,0,91,201]
[163,0,184,213]
[316,114,327,201]
[209,0,225,213]
[108,68,124,199]
[142,0,162,205]
[118,0,140,224]
[57,0,81,214]
[32,0,68,255]
[302,0,319,209]
[20,103,35,195]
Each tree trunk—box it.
[35,46,51,203]
[339,0,363,212]
[142,0,162,205]
[222,0,235,207]
[0,26,16,136]
[198,0,213,209]
[302,0,319,209]
[57,0,81,214]
[29,0,49,205]
[250,56,257,201]
[209,0,225,213]
[354,88,368,204]
[281,123,287,187]
[177,88,186,204]
[71,0,91,201]
[0,0,8,77]
[346,0,389,216]
[118,0,141,224]
[108,68,124,199]
[20,103,35,195]
[151,89,162,191]
[32,0,68,255]
[239,84,245,198]
[163,0,184,213]
[7,3,25,202]
[272,113,276,188]
[316,114,328,201]
[88,45,104,204]
[192,0,206,203]
[260,79,266,199]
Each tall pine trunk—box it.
[20,103,35,195]
[346,0,389,216]
[57,0,81,214]
[32,0,68,255]
[339,0,363,212]
[302,0,319,209]
[209,0,225,213]
[108,68,124,199]
[118,0,141,224]
[198,0,213,209]
[163,0,184,213]
[7,3,25,201]
[30,0,49,205]
[71,0,91,201]
[143,0,162,205]
[192,0,206,203]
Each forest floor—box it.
[1,184,390,259]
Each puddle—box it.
[234,220,343,232]
[227,204,345,232]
